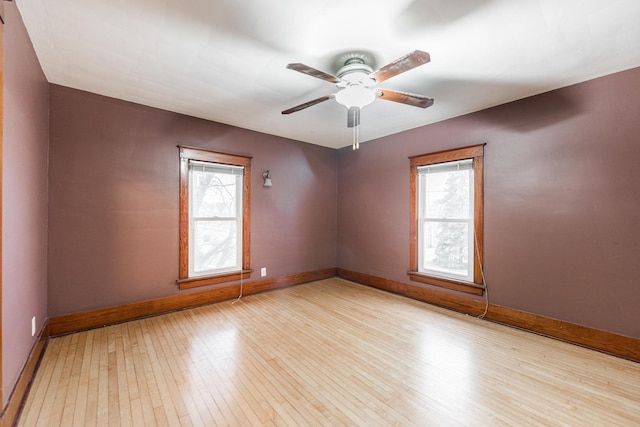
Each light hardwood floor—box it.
[19,278,640,426]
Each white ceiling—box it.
[17,0,640,149]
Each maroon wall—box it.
[338,66,640,339]
[2,2,49,406]
[48,86,337,316]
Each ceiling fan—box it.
[282,50,434,148]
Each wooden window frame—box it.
[408,144,485,295]
[177,145,252,290]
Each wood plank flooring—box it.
[18,278,640,426]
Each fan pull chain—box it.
[352,125,360,150]
[352,109,360,150]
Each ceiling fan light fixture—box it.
[282,50,433,150]
[335,86,376,109]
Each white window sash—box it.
[417,159,474,282]
[188,161,244,277]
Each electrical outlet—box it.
[32,316,36,337]
[260,267,267,277]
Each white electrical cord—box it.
[232,269,244,304]
[475,230,489,318]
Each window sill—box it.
[407,271,485,296]
[177,269,253,290]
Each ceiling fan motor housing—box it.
[337,57,376,87]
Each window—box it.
[409,144,485,295]
[178,146,251,289]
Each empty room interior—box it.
[2,0,640,425]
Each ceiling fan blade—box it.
[281,94,335,115]
[370,50,431,84]
[347,106,360,128]
[286,63,341,84]
[376,89,434,108]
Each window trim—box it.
[408,144,485,295]
[177,145,252,290]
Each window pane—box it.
[193,220,238,274]
[423,169,471,219]
[191,170,238,218]
[423,221,470,277]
